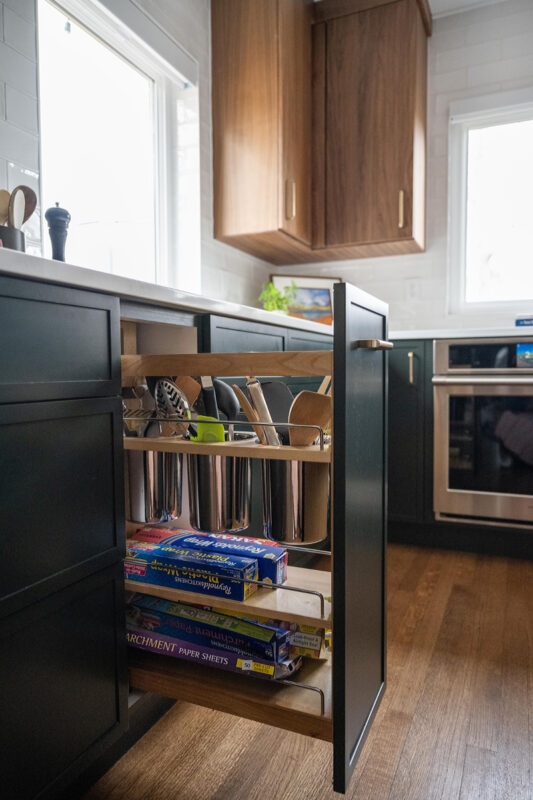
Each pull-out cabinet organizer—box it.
[122,283,389,793]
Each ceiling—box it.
[429,0,505,18]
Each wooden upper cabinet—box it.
[211,0,430,265]
[212,0,313,259]
[314,0,430,255]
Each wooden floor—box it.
[83,545,533,800]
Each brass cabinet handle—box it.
[408,351,414,384]
[351,339,394,350]
[398,189,405,229]
[285,179,296,221]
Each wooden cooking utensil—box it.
[246,376,281,446]
[174,376,201,408]
[0,190,10,225]
[8,186,25,228]
[19,186,37,224]
[318,375,331,395]
[288,391,332,447]
[232,384,268,445]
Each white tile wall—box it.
[0,0,40,252]
[276,0,533,332]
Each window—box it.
[448,89,533,313]
[37,0,201,291]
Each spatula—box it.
[233,384,268,444]
[213,378,240,440]
[288,391,332,447]
[259,380,294,444]
[246,376,281,446]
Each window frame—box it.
[37,0,200,290]
[447,87,533,315]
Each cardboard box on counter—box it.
[125,541,258,601]
[129,527,288,585]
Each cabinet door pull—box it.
[351,339,394,350]
[285,179,296,221]
[398,189,405,229]
[408,351,414,384]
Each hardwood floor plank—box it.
[83,545,533,800]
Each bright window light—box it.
[38,0,157,282]
[465,119,533,303]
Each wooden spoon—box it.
[19,186,37,224]
[8,187,25,228]
[317,376,331,395]
[0,190,10,225]
[233,384,268,445]
[174,376,201,408]
[288,391,332,447]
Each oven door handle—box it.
[433,375,533,385]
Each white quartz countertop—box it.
[389,327,530,340]
[0,249,333,336]
[1,249,528,342]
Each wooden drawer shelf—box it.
[123,436,331,463]
[125,566,332,629]
[128,649,332,741]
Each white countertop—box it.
[1,249,528,342]
[0,249,333,335]
[388,327,530,340]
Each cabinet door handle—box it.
[351,339,394,350]
[285,179,296,221]
[408,351,414,384]
[398,189,405,229]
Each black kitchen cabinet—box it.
[388,340,427,523]
[0,566,127,800]
[0,276,127,800]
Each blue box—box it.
[125,541,258,601]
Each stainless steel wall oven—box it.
[433,338,533,527]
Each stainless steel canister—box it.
[262,460,330,545]
[186,432,254,532]
[126,449,183,524]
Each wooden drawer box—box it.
[0,276,120,404]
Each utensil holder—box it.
[0,225,25,252]
[126,449,183,523]
[262,460,330,545]
[186,431,254,532]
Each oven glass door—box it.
[434,383,533,524]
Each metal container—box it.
[126,449,183,524]
[186,432,254,532]
[262,460,330,545]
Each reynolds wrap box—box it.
[124,541,258,601]
[130,527,288,585]
[126,627,301,680]
[126,593,290,662]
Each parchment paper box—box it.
[126,593,290,662]
[125,541,258,601]
[130,527,288,584]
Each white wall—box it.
[0,0,41,250]
[276,0,533,332]
[0,0,271,306]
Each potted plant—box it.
[258,280,297,314]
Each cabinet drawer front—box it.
[287,330,333,351]
[0,276,120,403]
[202,315,287,353]
[0,399,124,613]
[0,566,127,800]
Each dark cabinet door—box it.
[332,283,388,794]
[0,398,125,616]
[201,315,287,353]
[388,340,425,522]
[0,565,127,800]
[0,277,121,403]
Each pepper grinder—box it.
[45,202,71,261]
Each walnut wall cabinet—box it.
[212,0,313,263]
[211,0,431,265]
